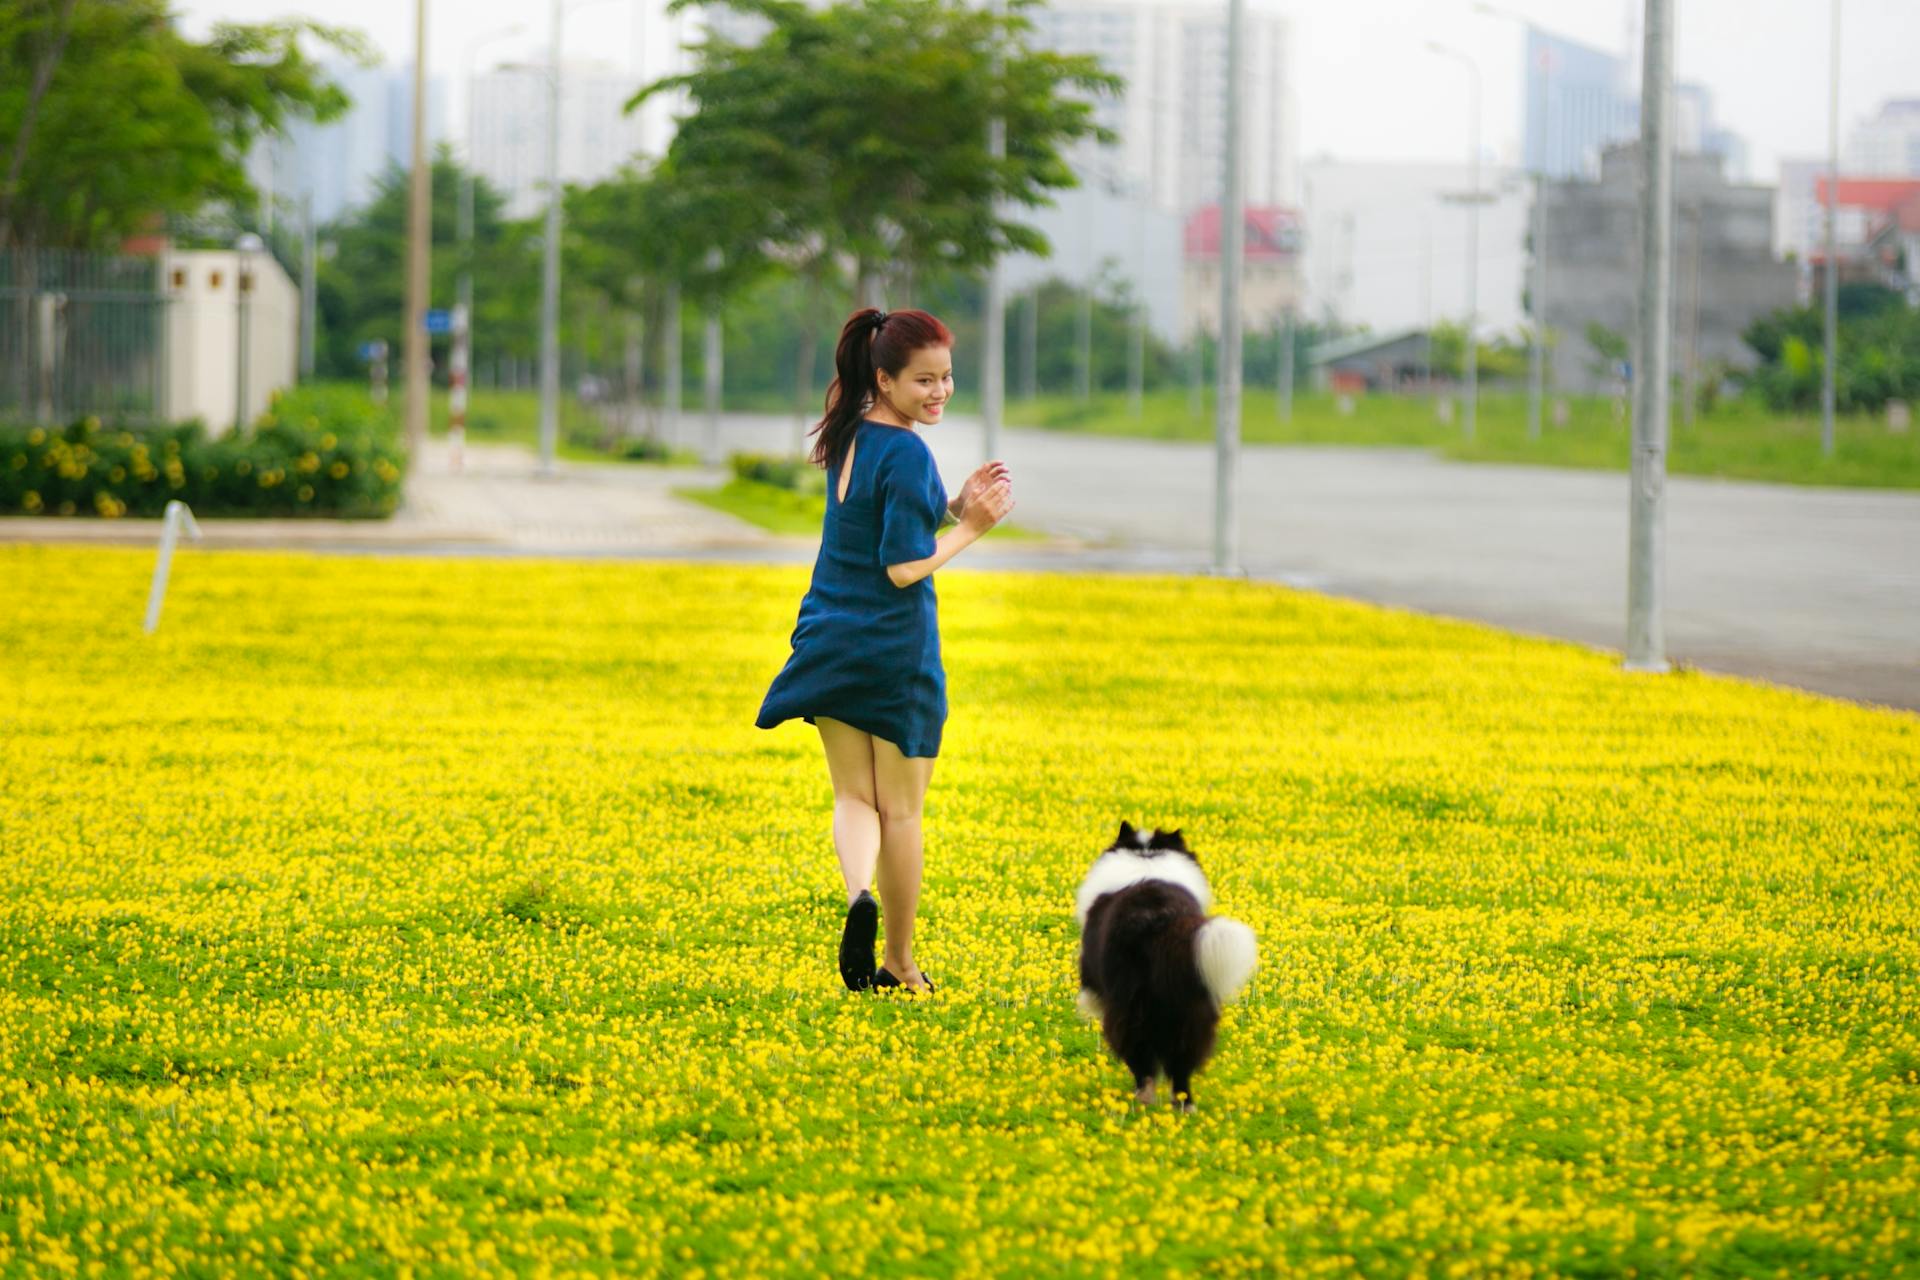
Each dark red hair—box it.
[809,307,954,471]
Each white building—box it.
[470,60,648,220]
[1299,159,1530,340]
[1847,99,1920,178]
[1021,0,1297,214]
[159,248,300,434]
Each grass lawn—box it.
[2,545,1916,1275]
[679,477,1048,540]
[424,386,697,466]
[1012,388,1920,489]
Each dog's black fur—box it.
[1077,823,1234,1108]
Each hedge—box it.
[1,385,406,519]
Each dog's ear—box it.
[1115,820,1136,847]
[1149,827,1189,854]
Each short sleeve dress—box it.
[755,420,951,758]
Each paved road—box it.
[658,410,1920,711]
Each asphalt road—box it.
[666,410,1920,711]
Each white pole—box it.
[538,0,564,477]
[1212,0,1245,575]
[703,295,723,464]
[982,0,1006,465]
[144,501,203,635]
[403,0,431,459]
[1626,0,1673,674]
[665,281,683,445]
[1821,0,1840,458]
[300,191,317,381]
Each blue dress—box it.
[756,420,951,758]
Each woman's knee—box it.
[834,787,879,814]
[875,797,923,826]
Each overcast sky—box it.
[173,0,1920,184]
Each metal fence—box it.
[1,250,170,425]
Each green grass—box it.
[2,545,1916,1275]
[422,386,699,465]
[679,477,1047,539]
[1011,388,1920,488]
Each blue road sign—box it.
[423,308,453,335]
[358,339,388,362]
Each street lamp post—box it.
[1212,0,1246,575]
[457,23,525,475]
[538,0,623,478]
[1474,2,1550,441]
[1626,0,1674,674]
[403,0,431,460]
[1427,40,1482,445]
[1822,0,1841,458]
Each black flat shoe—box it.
[872,967,934,993]
[839,891,878,991]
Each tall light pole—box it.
[457,23,525,475]
[403,0,431,460]
[1212,0,1246,575]
[1626,0,1674,675]
[1475,2,1550,441]
[1822,0,1841,458]
[538,0,622,477]
[1428,40,1482,445]
[981,0,1006,465]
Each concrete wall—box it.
[1539,145,1797,395]
[159,249,299,435]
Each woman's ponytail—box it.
[809,307,955,471]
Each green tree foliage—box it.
[633,0,1118,299]
[1741,286,1920,413]
[0,0,370,249]
[314,151,538,380]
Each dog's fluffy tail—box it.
[1194,917,1258,1006]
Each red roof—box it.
[1813,177,1920,211]
[1184,206,1302,260]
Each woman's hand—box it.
[954,460,1010,520]
[961,477,1014,535]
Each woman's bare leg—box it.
[873,738,936,989]
[816,717,879,903]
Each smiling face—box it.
[874,345,953,426]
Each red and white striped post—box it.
[449,302,469,472]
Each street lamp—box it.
[537,0,624,478]
[457,23,526,474]
[1426,39,1482,445]
[1474,2,1550,441]
[1822,0,1841,458]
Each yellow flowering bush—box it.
[0,545,1915,1277]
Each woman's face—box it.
[876,346,954,426]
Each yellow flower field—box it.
[1,543,1916,1277]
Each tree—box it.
[634,0,1118,303]
[0,0,369,250]
[315,151,539,380]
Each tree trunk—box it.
[1,0,82,247]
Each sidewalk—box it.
[0,438,788,555]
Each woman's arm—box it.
[888,522,982,589]
[888,479,1014,588]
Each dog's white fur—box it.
[1073,848,1212,927]
[1194,917,1259,1006]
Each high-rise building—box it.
[1847,99,1920,177]
[469,61,648,220]
[1021,0,1295,214]
[249,63,449,228]
[1521,28,1743,180]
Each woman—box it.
[756,307,1014,993]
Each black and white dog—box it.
[1075,823,1258,1109]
